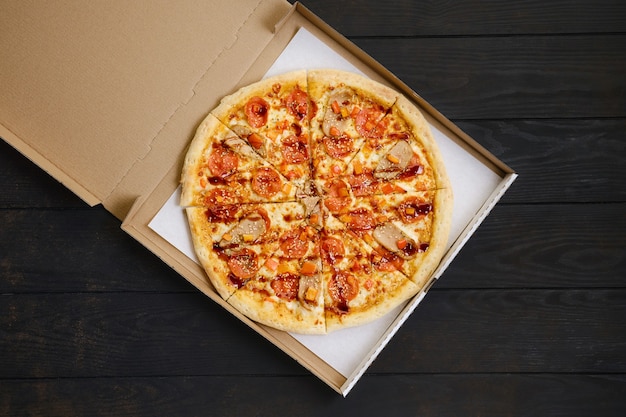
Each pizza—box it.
[180,69,453,334]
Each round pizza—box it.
[180,69,453,334]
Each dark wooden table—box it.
[2,1,625,415]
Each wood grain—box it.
[0,293,304,379]
[1,289,624,378]
[1,0,625,414]
[0,208,190,293]
[377,289,626,373]
[442,203,626,289]
[0,140,85,208]
[456,119,626,203]
[354,35,626,119]
[1,374,625,417]
[298,0,626,37]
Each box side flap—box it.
[0,0,285,210]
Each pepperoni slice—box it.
[323,134,354,159]
[204,189,239,223]
[282,135,308,163]
[251,208,272,234]
[271,273,300,300]
[355,107,385,138]
[308,100,318,121]
[324,197,349,215]
[328,270,359,312]
[321,236,345,265]
[348,173,378,197]
[279,229,309,259]
[228,273,247,289]
[328,179,349,197]
[205,204,239,224]
[227,248,259,279]
[245,96,269,128]
[285,86,309,120]
[372,248,404,272]
[344,209,376,233]
[251,167,282,198]
[204,188,238,206]
[324,179,351,214]
[208,145,238,178]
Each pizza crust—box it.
[324,267,420,332]
[228,289,326,335]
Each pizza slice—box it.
[331,190,453,288]
[180,114,297,207]
[211,70,313,190]
[227,233,325,334]
[320,215,420,332]
[307,69,398,182]
[185,201,308,297]
[187,198,326,333]
[340,95,450,196]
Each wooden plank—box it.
[297,0,626,37]
[0,293,305,379]
[0,139,85,208]
[376,289,626,373]
[441,203,626,289]
[354,35,626,119]
[0,208,191,293]
[456,119,626,203]
[1,374,625,417]
[1,202,622,292]
[1,289,624,378]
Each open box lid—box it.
[0,0,291,219]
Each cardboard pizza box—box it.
[0,1,516,395]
